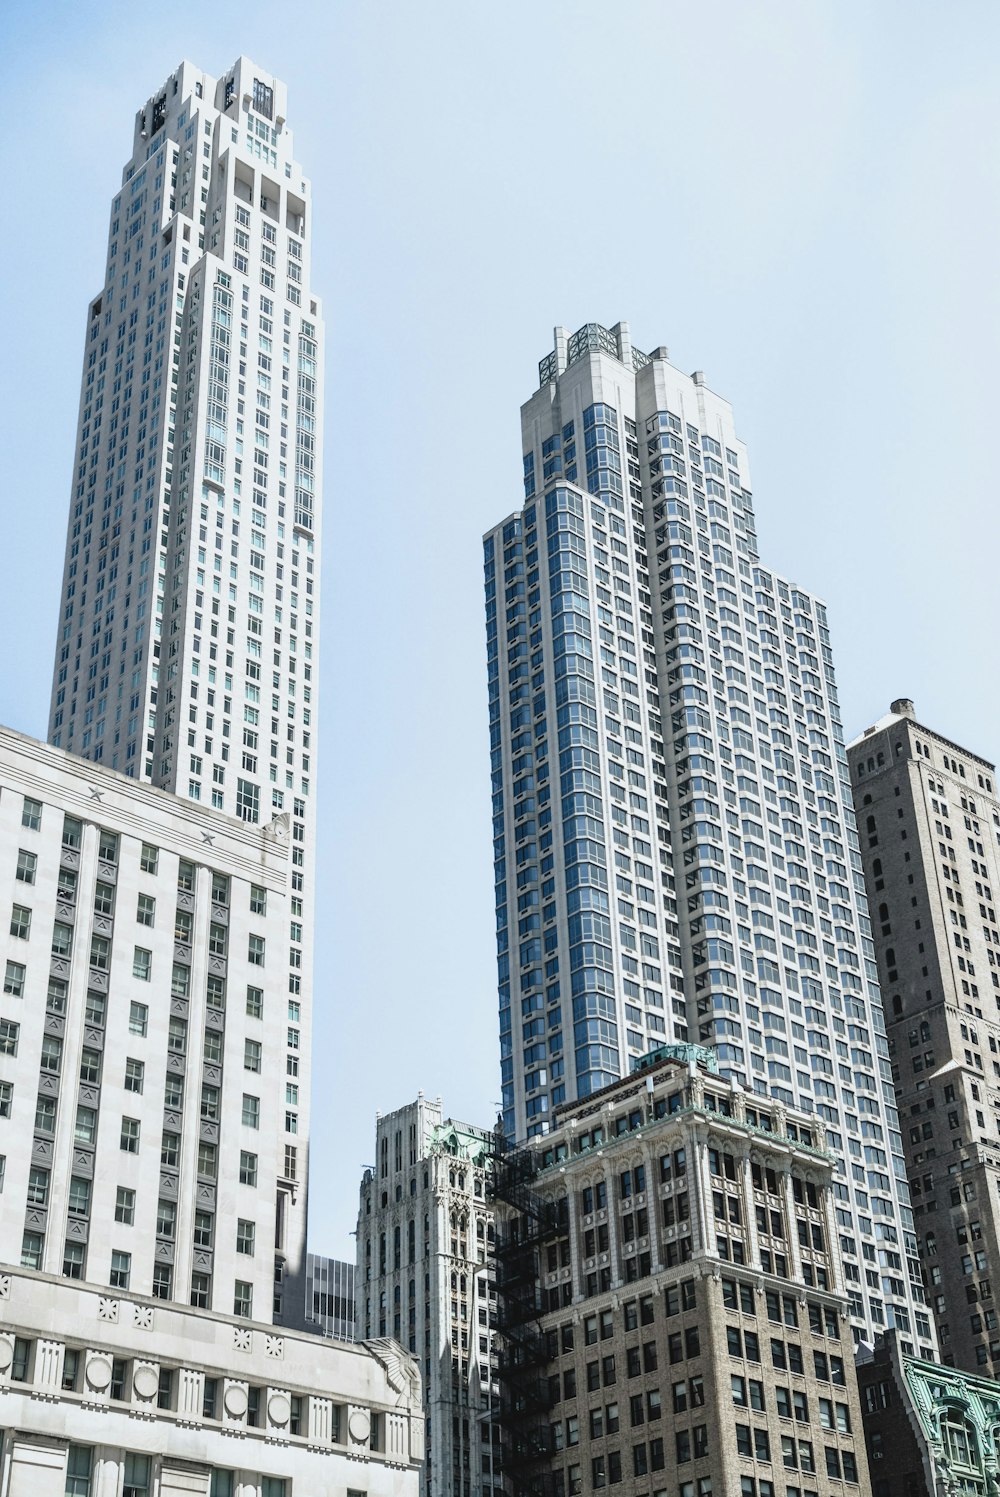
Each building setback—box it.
[46,56,322,1321]
[492,1046,872,1497]
[484,322,931,1352]
[849,700,1000,1374]
[357,1096,502,1497]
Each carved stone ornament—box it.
[132,1363,160,1400]
[0,1337,13,1374]
[268,1391,291,1427]
[86,1354,113,1391]
[224,1383,249,1418]
[349,1408,372,1443]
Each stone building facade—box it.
[493,1046,871,1497]
[357,1097,502,1497]
[849,702,1000,1373]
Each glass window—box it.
[240,1150,258,1186]
[3,961,25,997]
[21,797,41,830]
[10,904,31,939]
[120,1117,140,1152]
[137,894,156,927]
[110,1251,131,1289]
[133,948,151,981]
[21,1232,43,1269]
[124,1059,144,1094]
[75,1106,96,1144]
[123,1453,151,1497]
[234,1279,253,1318]
[140,843,159,873]
[115,1187,135,1225]
[0,1019,18,1055]
[63,1241,86,1279]
[129,1001,148,1036]
[236,1219,256,1255]
[242,1095,260,1128]
[246,985,263,1018]
[15,849,37,884]
[244,1039,262,1072]
[65,1445,92,1496]
[250,884,267,915]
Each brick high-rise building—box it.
[849,699,1000,1373]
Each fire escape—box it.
[490,1139,568,1497]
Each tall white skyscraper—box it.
[46,57,322,1320]
[484,322,933,1353]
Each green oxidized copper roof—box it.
[429,1119,492,1165]
[900,1351,1000,1490]
[633,1042,720,1075]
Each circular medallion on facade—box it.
[86,1354,112,1391]
[268,1391,291,1427]
[0,1339,13,1374]
[349,1408,372,1443]
[132,1364,159,1400]
[224,1383,249,1418]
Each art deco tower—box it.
[484,322,933,1354]
[46,57,322,1320]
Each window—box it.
[132,947,151,981]
[53,922,73,957]
[161,1131,180,1167]
[211,872,230,905]
[140,842,159,873]
[177,860,196,892]
[75,1106,96,1144]
[10,904,31,939]
[93,881,115,916]
[85,990,105,1026]
[0,1019,18,1055]
[110,1359,128,1400]
[203,1378,220,1421]
[206,973,226,1009]
[98,830,118,863]
[0,1081,11,1118]
[248,933,265,965]
[68,1176,91,1217]
[250,884,267,915]
[234,1279,253,1318]
[62,1350,81,1391]
[129,1001,148,1036]
[120,1117,141,1152]
[123,1453,151,1497]
[62,816,82,849]
[240,1150,258,1185]
[152,1264,172,1299]
[236,1218,256,1255]
[79,1047,101,1084]
[115,1187,135,1225]
[201,1084,220,1121]
[124,1058,144,1094]
[244,1038,262,1072]
[194,1211,214,1249]
[63,1241,86,1279]
[137,894,155,927]
[35,1096,57,1134]
[47,976,67,1012]
[21,797,41,830]
[65,1446,92,1497]
[3,960,25,997]
[192,1272,212,1310]
[242,1094,260,1128]
[198,1141,218,1178]
[246,984,263,1018]
[89,933,109,969]
[15,849,36,884]
[21,1232,43,1269]
[111,1250,131,1289]
[27,1167,49,1205]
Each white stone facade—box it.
[357,1098,501,1497]
[0,1265,422,1497]
[0,725,293,1321]
[46,57,322,1318]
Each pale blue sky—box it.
[1,0,999,1259]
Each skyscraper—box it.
[848,700,1000,1373]
[357,1096,501,1497]
[0,58,425,1497]
[484,322,931,1352]
[46,56,322,1319]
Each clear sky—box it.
[2,0,999,1261]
